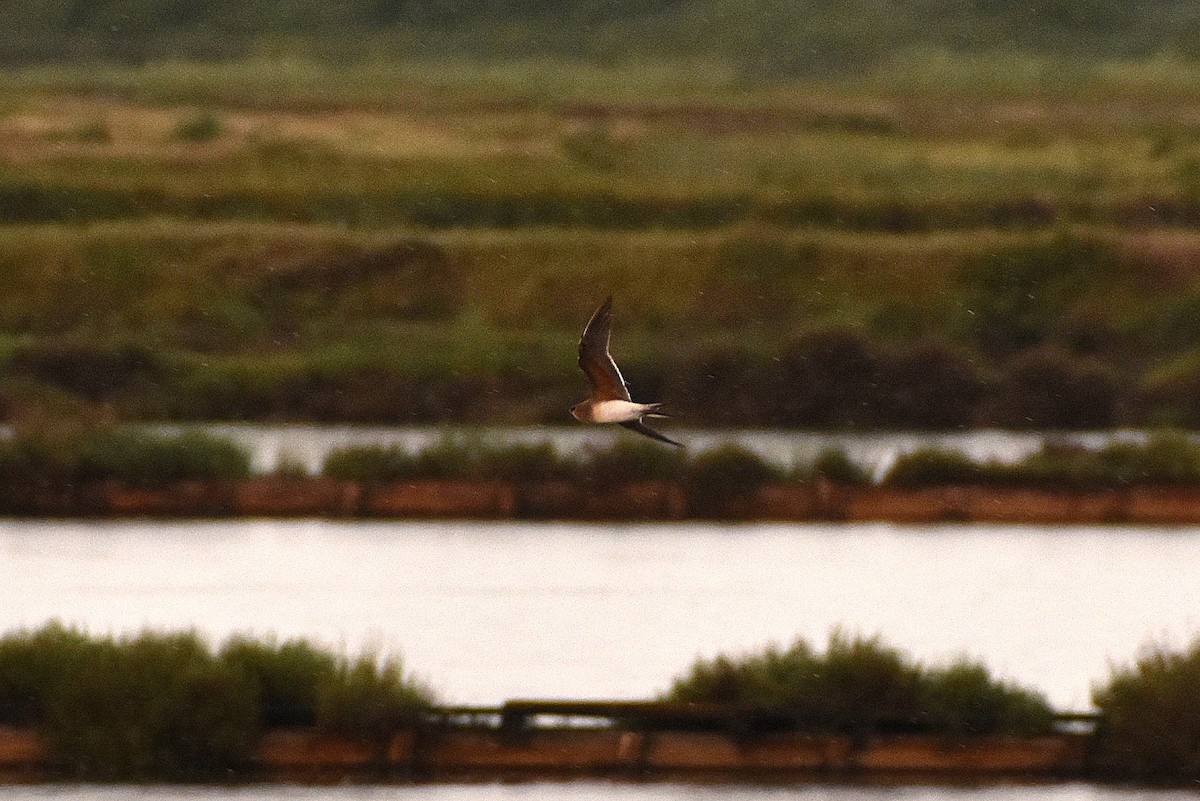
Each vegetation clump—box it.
[322,437,579,482]
[76,429,252,488]
[0,428,253,510]
[1091,639,1200,781]
[882,447,990,488]
[806,447,872,485]
[882,434,1200,489]
[684,444,784,515]
[664,632,1055,736]
[0,624,433,781]
[322,437,784,493]
[576,438,687,487]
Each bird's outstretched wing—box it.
[621,419,682,447]
[578,295,631,402]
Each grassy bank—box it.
[3,623,1200,782]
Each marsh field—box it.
[12,39,1200,793]
[7,57,1200,430]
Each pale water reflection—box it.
[0,783,1194,801]
[4,520,1200,711]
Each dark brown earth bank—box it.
[0,722,1090,784]
[8,477,1200,524]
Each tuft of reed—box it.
[1091,638,1200,781]
[664,630,1054,736]
[0,623,433,781]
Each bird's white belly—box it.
[593,400,645,423]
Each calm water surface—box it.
[0,783,1194,801]
[4,520,1200,711]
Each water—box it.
[5,519,1200,713]
[150,423,1154,479]
[0,782,1197,801]
[0,783,1193,801]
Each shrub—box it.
[882,447,986,487]
[316,654,432,747]
[1103,433,1200,485]
[78,429,252,488]
[219,636,338,727]
[883,435,1200,489]
[394,436,485,479]
[9,341,167,401]
[324,437,685,484]
[0,429,251,502]
[483,442,577,482]
[322,444,422,481]
[919,662,1055,736]
[0,433,80,487]
[688,445,780,488]
[771,328,886,428]
[665,632,1054,736]
[172,111,223,143]
[685,445,781,515]
[1008,434,1200,489]
[987,347,1119,429]
[323,437,576,482]
[0,624,434,781]
[664,344,764,426]
[37,629,259,781]
[1092,639,1200,780]
[578,439,687,487]
[666,640,821,708]
[0,623,91,726]
[811,632,925,732]
[807,447,871,485]
[875,341,986,430]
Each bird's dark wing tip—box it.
[620,419,682,447]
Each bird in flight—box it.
[570,296,681,447]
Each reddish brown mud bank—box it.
[11,477,1200,523]
[0,724,1088,783]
